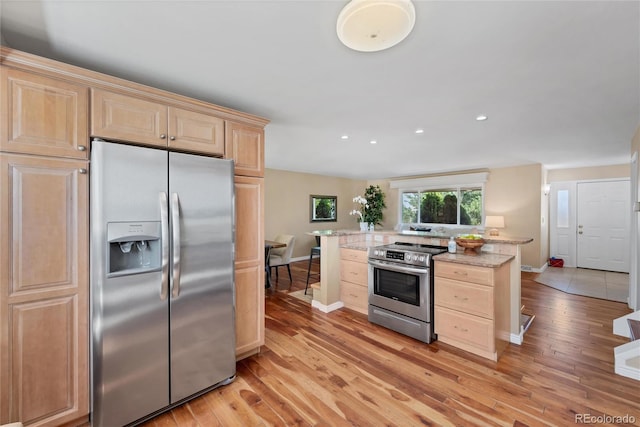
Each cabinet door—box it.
[225,122,264,177]
[235,265,264,358]
[234,176,264,358]
[168,107,225,156]
[234,176,264,270]
[0,154,89,426]
[1,67,88,159]
[91,88,167,147]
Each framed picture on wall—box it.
[310,195,337,222]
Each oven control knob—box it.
[419,256,425,262]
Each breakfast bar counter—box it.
[309,229,532,345]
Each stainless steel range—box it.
[368,242,447,343]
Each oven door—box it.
[368,259,430,321]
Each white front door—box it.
[550,182,577,267]
[577,180,631,273]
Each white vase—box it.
[359,222,368,232]
[369,223,374,231]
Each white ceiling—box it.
[1,0,638,180]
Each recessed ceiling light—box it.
[415,129,424,134]
[476,115,488,121]
[341,135,349,140]
[370,140,377,144]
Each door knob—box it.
[160,134,167,139]
[578,231,583,235]
[578,225,583,228]
[170,136,176,141]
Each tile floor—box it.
[535,266,630,303]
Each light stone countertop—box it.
[310,229,533,246]
[434,252,514,268]
[341,241,385,251]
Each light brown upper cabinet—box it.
[91,89,225,156]
[0,67,89,159]
[225,121,264,177]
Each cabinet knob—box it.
[160,134,167,139]
[77,145,86,151]
[170,136,176,141]
[79,168,87,174]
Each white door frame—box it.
[550,178,631,273]
[550,181,577,267]
[630,152,638,310]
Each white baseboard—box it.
[291,254,317,263]
[521,264,547,273]
[510,331,523,345]
[311,299,344,313]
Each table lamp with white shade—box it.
[484,215,505,236]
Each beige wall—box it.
[267,163,607,270]
[371,165,546,269]
[547,164,629,182]
[484,164,544,269]
[265,168,366,258]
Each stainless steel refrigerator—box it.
[90,139,236,427]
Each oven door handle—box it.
[368,259,428,275]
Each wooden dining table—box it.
[265,240,286,288]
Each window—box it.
[391,172,488,227]
[401,187,483,225]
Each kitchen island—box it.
[309,229,532,345]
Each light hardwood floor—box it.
[140,261,639,426]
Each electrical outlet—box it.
[374,234,383,242]
[482,244,494,253]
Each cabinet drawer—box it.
[435,277,494,319]
[435,306,494,352]
[435,261,494,286]
[340,259,368,286]
[340,247,368,263]
[340,281,368,314]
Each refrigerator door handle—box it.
[160,192,169,300]
[171,192,181,298]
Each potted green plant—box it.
[362,185,386,230]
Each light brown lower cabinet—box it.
[0,153,89,426]
[434,260,510,361]
[233,175,264,359]
[339,248,369,315]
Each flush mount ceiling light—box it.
[337,0,416,52]
[476,114,488,121]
